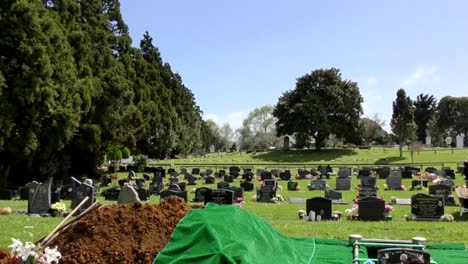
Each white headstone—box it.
[209,144,215,153]
[445,136,452,145]
[456,135,464,148]
[425,135,431,146]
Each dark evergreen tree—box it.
[391,89,416,157]
[413,93,437,143]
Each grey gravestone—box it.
[279,171,292,181]
[337,167,351,178]
[324,189,342,200]
[153,175,163,184]
[429,184,454,205]
[20,182,39,200]
[361,176,376,189]
[306,197,332,220]
[154,167,166,178]
[411,193,444,220]
[70,177,95,216]
[256,188,275,203]
[229,166,240,174]
[309,179,326,190]
[205,176,215,184]
[297,169,309,179]
[204,189,234,205]
[358,196,385,221]
[160,189,188,202]
[178,182,187,192]
[377,248,430,264]
[193,187,212,202]
[149,182,164,195]
[240,182,254,192]
[100,175,112,187]
[386,171,402,190]
[28,178,52,214]
[128,170,136,179]
[118,185,140,204]
[287,181,298,191]
[335,178,351,190]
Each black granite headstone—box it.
[204,176,215,184]
[70,177,95,216]
[28,178,52,214]
[287,181,298,191]
[279,171,292,181]
[324,189,342,200]
[429,184,453,205]
[306,197,332,220]
[411,193,444,220]
[358,196,385,221]
[226,186,244,201]
[160,190,188,202]
[377,248,430,264]
[204,189,234,205]
[256,188,275,203]
[242,172,254,182]
[240,182,254,192]
[223,175,234,183]
[193,187,212,202]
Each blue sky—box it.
[120,0,468,131]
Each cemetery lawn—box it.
[1,146,468,249]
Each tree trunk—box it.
[399,144,403,158]
[314,134,322,151]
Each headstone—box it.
[411,193,444,220]
[456,135,464,148]
[271,169,280,178]
[28,178,52,214]
[167,168,176,175]
[168,184,181,192]
[377,248,430,264]
[411,179,428,189]
[217,182,230,189]
[386,171,402,190]
[439,179,454,188]
[337,167,351,178]
[425,135,432,146]
[358,196,385,221]
[297,168,309,179]
[128,170,136,179]
[260,171,273,180]
[443,169,455,179]
[306,197,332,220]
[100,175,112,187]
[226,186,244,201]
[149,182,164,195]
[135,178,146,188]
[144,166,154,173]
[104,188,120,200]
[309,179,326,190]
[191,167,200,175]
[117,185,140,204]
[240,182,254,192]
[209,144,215,153]
[21,182,39,200]
[242,172,254,182]
[358,167,371,177]
[186,174,197,185]
[223,175,234,183]
[160,189,188,202]
[193,187,212,203]
[359,187,377,198]
[119,165,126,172]
[279,171,292,181]
[206,169,213,176]
[170,171,179,178]
[429,184,454,205]
[229,166,240,174]
[335,178,351,190]
[180,167,188,174]
[324,189,342,201]
[153,175,163,184]
[178,182,187,192]
[361,176,376,189]
[169,177,179,185]
[263,179,277,190]
[204,189,234,205]
[401,170,413,179]
[205,176,215,184]
[256,188,276,203]
[287,181,298,191]
[135,188,149,201]
[154,167,166,178]
[283,136,290,150]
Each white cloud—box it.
[402,66,439,88]
[203,111,247,130]
[367,76,378,86]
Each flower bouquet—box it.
[8,238,61,264]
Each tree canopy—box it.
[238,105,281,150]
[391,88,416,157]
[273,68,363,150]
[413,93,437,143]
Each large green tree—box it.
[238,105,281,150]
[413,93,437,143]
[431,96,468,147]
[273,68,363,150]
[390,89,416,157]
[360,113,388,145]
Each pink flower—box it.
[385,204,393,212]
[236,197,243,203]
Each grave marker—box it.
[204,189,234,205]
[386,171,402,190]
[240,181,254,192]
[324,189,342,201]
[358,196,385,221]
[117,185,140,204]
[306,197,332,221]
[335,178,351,190]
[160,189,188,202]
[287,181,298,191]
[377,248,430,264]
[411,193,444,220]
[279,171,292,181]
[256,188,275,203]
[309,179,326,190]
[429,184,454,206]
[193,187,212,203]
[28,178,52,214]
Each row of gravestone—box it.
[303,193,445,222]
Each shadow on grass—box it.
[251,149,357,163]
[374,156,406,165]
[452,212,468,222]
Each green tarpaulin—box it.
[154,203,468,264]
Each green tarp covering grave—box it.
[154,203,468,264]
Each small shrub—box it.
[133,154,148,172]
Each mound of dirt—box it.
[52,196,191,264]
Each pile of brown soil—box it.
[0,249,13,264]
[52,196,191,264]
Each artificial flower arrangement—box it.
[8,238,61,264]
[50,202,66,213]
[384,204,393,215]
[270,194,284,203]
[345,204,359,220]
[236,197,244,209]
[440,214,454,222]
[405,214,417,221]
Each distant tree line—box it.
[0,0,214,187]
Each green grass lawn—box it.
[1,147,468,250]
